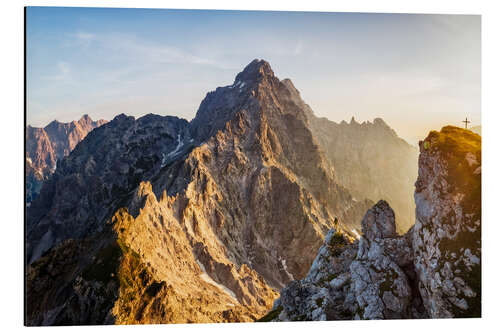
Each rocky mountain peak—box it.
[234,59,275,85]
[44,119,62,131]
[190,59,306,142]
[78,114,92,126]
[112,113,134,122]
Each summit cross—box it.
[462,117,471,129]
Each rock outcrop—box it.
[413,126,481,317]
[270,200,424,321]
[26,114,107,203]
[270,126,481,321]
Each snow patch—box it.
[168,134,184,157]
[280,257,295,280]
[196,259,238,302]
[161,134,184,167]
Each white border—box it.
[2,1,499,332]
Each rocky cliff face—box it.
[26,114,107,203]
[413,126,481,317]
[26,60,373,325]
[270,126,481,321]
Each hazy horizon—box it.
[26,7,480,146]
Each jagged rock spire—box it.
[361,200,397,240]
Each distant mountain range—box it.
[26,115,107,203]
[305,114,418,233]
[25,60,479,325]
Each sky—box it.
[26,7,480,145]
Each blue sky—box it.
[26,7,480,144]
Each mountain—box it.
[26,114,107,203]
[277,78,418,233]
[26,60,375,325]
[305,115,418,233]
[268,126,481,320]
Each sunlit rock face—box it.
[271,126,481,321]
[413,126,481,318]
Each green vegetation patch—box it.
[329,232,348,256]
[329,232,347,247]
[379,268,398,297]
[256,306,283,322]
